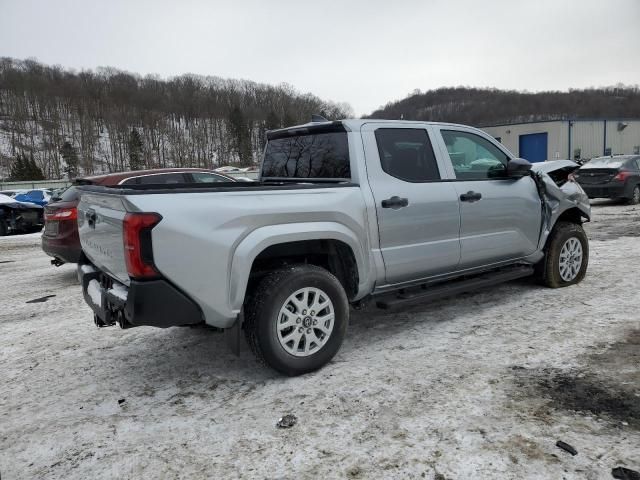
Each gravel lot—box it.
[1,200,639,479]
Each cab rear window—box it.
[262,132,350,179]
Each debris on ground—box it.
[555,440,578,456]
[276,414,297,429]
[118,398,126,405]
[25,294,56,304]
[612,467,640,480]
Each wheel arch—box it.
[229,222,370,311]
[540,205,589,251]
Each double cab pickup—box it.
[77,119,591,375]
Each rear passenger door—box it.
[432,126,542,269]
[361,123,461,285]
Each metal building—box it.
[481,119,640,162]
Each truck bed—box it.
[77,180,358,196]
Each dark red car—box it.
[42,168,235,265]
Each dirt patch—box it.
[515,329,640,429]
[535,370,640,428]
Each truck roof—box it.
[266,118,481,139]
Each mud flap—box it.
[225,309,244,356]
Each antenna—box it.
[311,114,329,123]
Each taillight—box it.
[123,212,162,279]
[613,171,633,182]
[45,207,77,221]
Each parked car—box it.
[0,193,44,235]
[13,189,52,206]
[76,119,590,375]
[42,168,234,265]
[573,155,640,204]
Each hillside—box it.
[366,86,640,126]
[0,58,352,179]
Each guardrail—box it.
[0,179,72,190]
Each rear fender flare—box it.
[229,222,369,311]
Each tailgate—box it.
[77,192,130,285]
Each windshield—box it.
[261,132,350,179]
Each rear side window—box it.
[626,159,640,170]
[262,132,350,179]
[374,129,440,182]
[441,130,509,180]
[190,172,229,183]
[58,186,80,202]
[127,173,187,185]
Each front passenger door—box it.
[434,127,542,269]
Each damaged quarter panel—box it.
[531,160,591,250]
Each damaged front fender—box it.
[530,160,591,251]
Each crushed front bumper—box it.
[78,263,203,329]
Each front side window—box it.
[262,132,350,179]
[441,130,509,180]
[374,128,440,182]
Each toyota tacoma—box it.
[77,119,591,375]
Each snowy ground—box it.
[1,201,639,479]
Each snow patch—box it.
[108,283,128,302]
[80,264,96,274]
[87,279,103,307]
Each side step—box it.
[375,265,534,309]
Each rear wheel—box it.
[538,222,589,288]
[628,185,640,205]
[244,264,349,376]
[0,219,8,236]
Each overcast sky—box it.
[1,0,639,116]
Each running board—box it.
[375,265,534,310]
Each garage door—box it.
[519,133,548,162]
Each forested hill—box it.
[0,58,352,179]
[366,86,640,126]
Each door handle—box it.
[381,196,409,209]
[460,191,482,202]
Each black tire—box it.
[0,219,8,236]
[244,264,349,376]
[538,222,589,288]
[627,184,640,205]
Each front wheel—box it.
[244,265,349,376]
[538,222,589,288]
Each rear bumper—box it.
[78,263,204,328]
[42,220,82,264]
[42,236,82,264]
[579,183,626,199]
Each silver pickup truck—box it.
[77,119,590,375]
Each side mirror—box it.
[507,158,532,178]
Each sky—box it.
[1,0,639,116]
